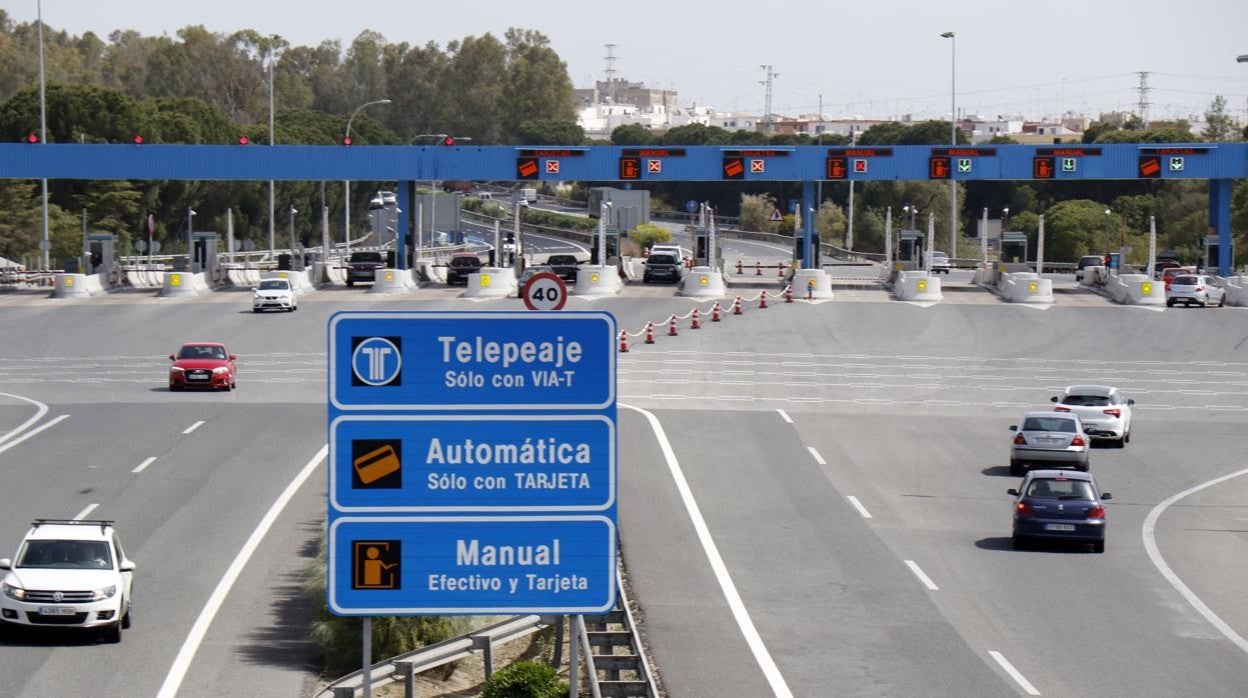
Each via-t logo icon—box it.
[352,337,402,386]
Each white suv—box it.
[253,277,298,312]
[0,519,135,642]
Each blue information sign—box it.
[327,310,618,616]
[328,516,616,615]
[330,414,615,512]
[329,311,615,411]
[685,200,699,214]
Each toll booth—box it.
[793,234,821,267]
[897,230,924,263]
[1204,235,1233,270]
[86,233,116,274]
[191,232,219,276]
[589,229,620,265]
[1000,232,1028,264]
[692,227,722,268]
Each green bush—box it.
[480,660,567,698]
[630,223,671,251]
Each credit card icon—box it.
[352,441,402,488]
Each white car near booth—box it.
[253,278,298,312]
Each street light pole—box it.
[267,36,280,262]
[343,99,392,258]
[37,0,49,270]
[289,205,298,256]
[942,31,957,259]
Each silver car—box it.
[929,251,952,274]
[1166,274,1225,307]
[1050,385,1134,447]
[1009,411,1090,476]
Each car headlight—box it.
[212,366,229,374]
[90,585,116,601]
[2,582,25,600]
[252,289,260,296]
[170,366,185,373]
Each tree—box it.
[739,193,777,233]
[610,124,654,145]
[499,29,575,142]
[856,121,907,146]
[1042,200,1118,261]
[0,180,43,262]
[516,119,582,145]
[900,120,968,146]
[815,200,847,243]
[1203,95,1237,142]
[440,33,507,143]
[630,223,671,250]
[663,123,730,145]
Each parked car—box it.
[519,265,554,286]
[929,251,952,274]
[1051,385,1133,447]
[345,251,386,287]
[1150,259,1185,278]
[545,254,582,282]
[1167,274,1225,307]
[649,244,683,261]
[1074,255,1104,281]
[446,253,483,285]
[1009,411,1090,476]
[0,519,136,641]
[643,253,683,284]
[1008,470,1112,552]
[169,342,236,391]
[252,278,297,313]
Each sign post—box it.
[327,311,618,619]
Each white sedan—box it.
[1051,384,1134,447]
[1166,274,1225,308]
[252,278,297,312]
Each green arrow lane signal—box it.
[1062,158,1077,172]
[958,158,972,173]
[1169,157,1184,172]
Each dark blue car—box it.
[1008,470,1112,553]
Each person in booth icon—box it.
[362,546,398,587]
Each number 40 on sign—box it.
[522,271,568,311]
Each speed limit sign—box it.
[522,271,568,311]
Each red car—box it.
[169,342,237,391]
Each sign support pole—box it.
[1037,214,1046,275]
[925,213,935,274]
[884,207,893,275]
[568,615,580,697]
[362,616,372,698]
[980,207,988,271]
[1147,215,1157,278]
[801,180,815,269]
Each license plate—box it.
[189,374,209,381]
[1045,523,1076,532]
[39,607,76,616]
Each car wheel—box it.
[1199,301,1206,308]
[1218,296,1225,308]
[103,621,122,644]
[1092,540,1105,554]
[121,600,131,629]
[1166,299,1175,307]
[253,308,261,313]
[169,384,181,392]
[1077,461,1089,472]
[1113,436,1126,449]
[1012,535,1028,550]
[1009,460,1024,476]
[1125,429,1131,444]
[346,280,354,287]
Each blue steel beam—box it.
[1,143,1245,182]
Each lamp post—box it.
[343,99,392,258]
[941,31,957,259]
[37,0,49,270]
[289,205,299,256]
[1002,207,1010,234]
[187,207,197,271]
[903,205,918,230]
[267,36,281,261]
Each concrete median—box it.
[680,267,727,298]
[261,269,314,292]
[158,271,208,297]
[1222,276,1248,307]
[51,273,108,299]
[574,265,623,297]
[997,272,1053,304]
[792,269,834,299]
[1106,273,1164,306]
[367,268,418,294]
[892,271,943,302]
[463,267,518,299]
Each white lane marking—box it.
[182,420,205,435]
[846,496,873,519]
[806,446,826,465]
[776,409,793,424]
[622,404,793,698]
[73,503,99,521]
[157,444,328,698]
[903,560,939,591]
[132,457,157,474]
[0,392,50,446]
[1142,465,1248,655]
[988,650,1041,695]
[0,414,69,456]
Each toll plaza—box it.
[1,142,1244,278]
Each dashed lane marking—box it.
[847,496,873,519]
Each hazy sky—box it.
[11,0,1248,123]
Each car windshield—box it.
[649,255,677,265]
[17,539,113,569]
[450,257,480,268]
[1021,417,1077,433]
[258,280,289,290]
[1173,276,1198,285]
[1061,395,1111,407]
[1025,479,1096,501]
[350,253,383,263]
[178,345,226,360]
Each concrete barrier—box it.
[126,266,165,289]
[997,272,1054,304]
[158,271,208,298]
[463,267,518,299]
[261,269,315,292]
[420,261,447,285]
[573,265,623,297]
[680,267,727,298]
[893,271,943,302]
[51,273,106,299]
[1222,276,1248,307]
[1107,273,1164,305]
[367,268,417,294]
[792,268,834,299]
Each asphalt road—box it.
[1,274,1247,697]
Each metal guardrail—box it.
[316,614,552,698]
[460,209,596,246]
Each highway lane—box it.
[1,280,1247,696]
[617,299,1248,696]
